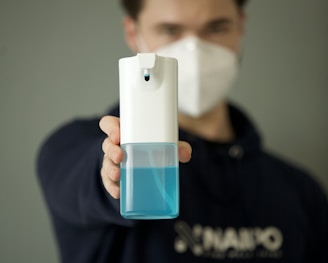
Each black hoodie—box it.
[37,104,328,263]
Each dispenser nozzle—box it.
[144,69,150,81]
[138,53,156,82]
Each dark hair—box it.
[121,0,248,20]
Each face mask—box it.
[139,36,238,117]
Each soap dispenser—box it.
[119,53,179,219]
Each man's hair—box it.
[121,0,248,20]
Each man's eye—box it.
[208,24,230,33]
[162,26,181,36]
[205,19,233,35]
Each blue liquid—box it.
[120,166,179,219]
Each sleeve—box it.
[36,118,134,227]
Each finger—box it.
[102,155,121,182]
[99,116,120,144]
[101,155,121,199]
[101,137,111,153]
[102,140,124,164]
[102,137,124,163]
[102,174,120,199]
[178,141,192,163]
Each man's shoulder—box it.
[38,104,117,158]
[38,116,104,161]
[261,151,309,177]
[48,116,103,142]
[260,150,327,204]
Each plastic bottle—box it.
[119,53,179,219]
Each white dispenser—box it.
[119,53,179,219]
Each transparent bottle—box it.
[121,143,179,219]
[119,53,179,219]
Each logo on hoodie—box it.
[174,221,283,259]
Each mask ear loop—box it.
[237,35,246,67]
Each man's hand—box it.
[99,116,192,199]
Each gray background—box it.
[1,0,327,262]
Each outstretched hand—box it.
[99,116,192,199]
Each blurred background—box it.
[1,0,327,262]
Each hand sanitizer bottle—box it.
[119,53,179,219]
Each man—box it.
[37,0,328,262]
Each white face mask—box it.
[139,36,238,117]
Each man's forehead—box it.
[140,0,238,24]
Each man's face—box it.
[124,0,245,53]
